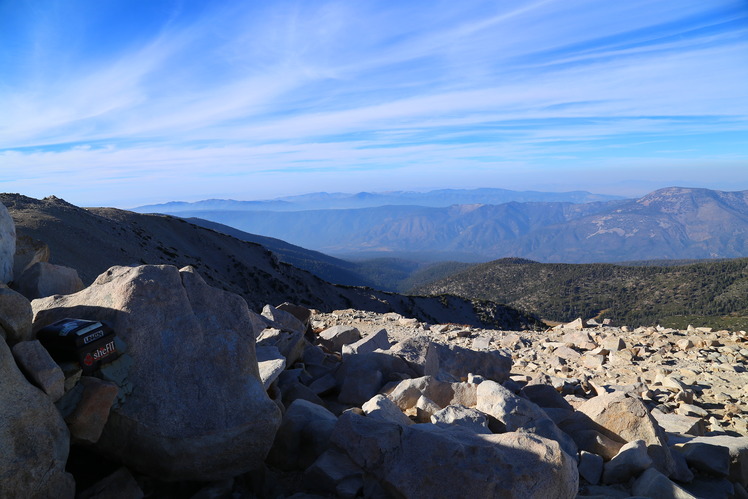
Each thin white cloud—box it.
[1,0,746,204]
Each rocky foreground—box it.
[1,202,748,498]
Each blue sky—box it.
[1,0,747,207]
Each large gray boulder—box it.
[0,336,73,498]
[332,412,578,499]
[0,202,14,284]
[32,265,282,481]
[434,343,512,382]
[14,262,84,300]
[577,392,675,477]
[476,380,578,457]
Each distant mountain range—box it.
[134,187,622,213]
[135,187,748,264]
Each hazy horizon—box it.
[2,1,747,208]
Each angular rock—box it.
[342,328,389,357]
[276,302,312,328]
[0,283,33,343]
[678,435,748,487]
[632,468,698,499]
[0,202,15,284]
[256,345,286,390]
[521,383,574,411]
[577,392,675,476]
[431,405,491,434]
[603,439,653,484]
[318,325,361,352]
[332,412,578,499]
[262,304,306,335]
[304,449,363,497]
[11,339,65,401]
[15,262,84,299]
[0,336,72,498]
[387,336,439,376]
[336,352,414,406]
[363,394,413,427]
[267,399,337,471]
[434,343,511,382]
[677,442,731,477]
[64,376,119,444]
[415,395,442,423]
[257,327,305,366]
[651,410,705,436]
[32,265,281,481]
[579,450,603,485]
[386,376,454,411]
[476,380,577,457]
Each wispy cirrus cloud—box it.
[1,0,746,206]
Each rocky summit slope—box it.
[0,194,535,330]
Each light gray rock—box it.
[331,412,578,499]
[652,409,705,436]
[32,265,282,481]
[363,394,413,427]
[386,376,455,411]
[257,327,305,366]
[336,352,414,406]
[434,343,512,382]
[0,202,15,284]
[431,404,491,434]
[577,392,675,477]
[0,336,72,498]
[256,345,286,390]
[262,304,306,335]
[632,468,698,499]
[476,380,577,457]
[267,399,337,471]
[387,335,439,377]
[342,328,389,357]
[276,302,312,328]
[318,325,361,352]
[14,262,84,299]
[0,283,33,343]
[603,439,653,484]
[11,339,65,401]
